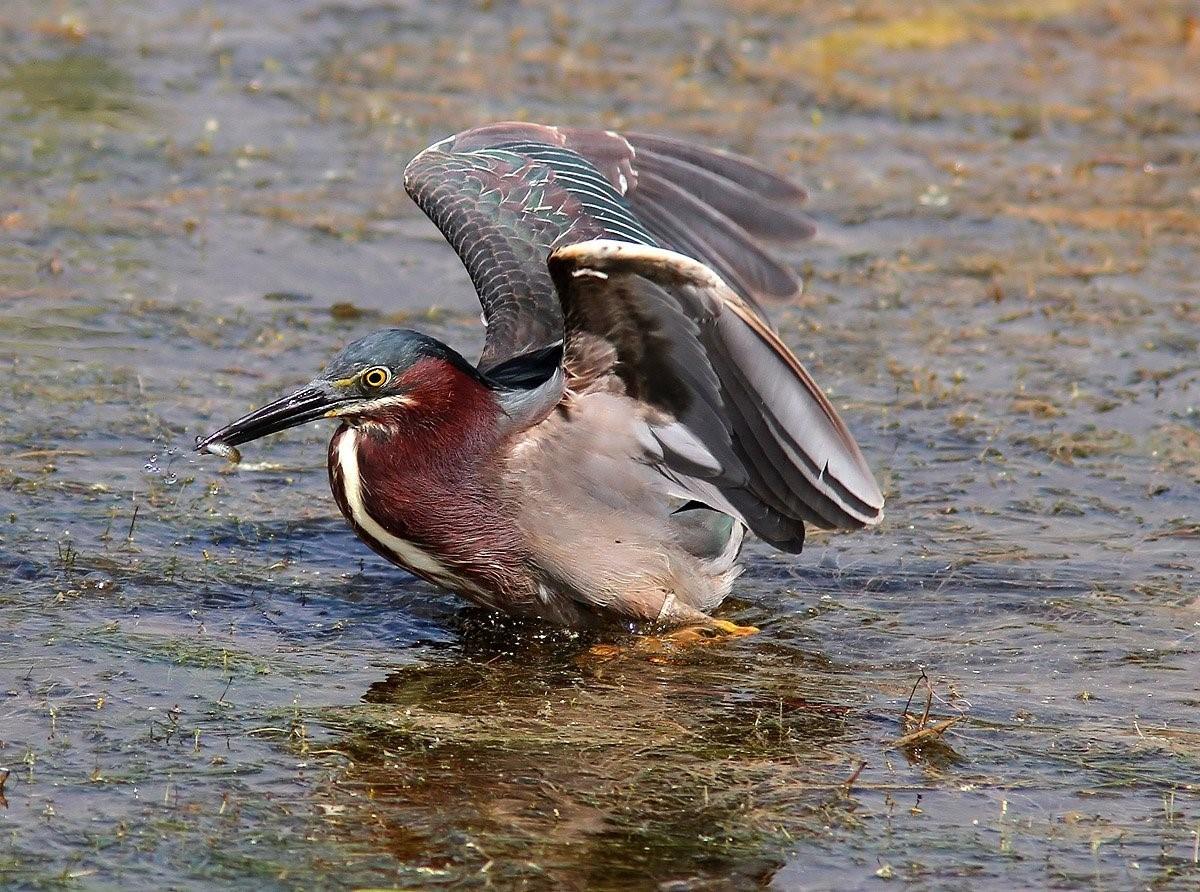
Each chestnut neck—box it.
[327,358,529,595]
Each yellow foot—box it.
[578,619,758,666]
[584,643,624,659]
[659,618,760,647]
[708,618,760,638]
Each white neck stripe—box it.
[335,429,462,583]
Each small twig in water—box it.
[901,670,926,719]
[892,669,963,749]
[842,760,867,795]
[125,504,140,543]
[918,675,934,730]
[890,716,963,749]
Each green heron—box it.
[196,122,884,632]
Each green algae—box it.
[0,55,137,122]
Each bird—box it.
[195,122,884,634]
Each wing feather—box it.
[403,122,812,368]
[548,240,884,544]
[404,123,882,544]
[625,142,815,242]
[633,171,801,304]
[623,133,809,201]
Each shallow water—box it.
[1,0,1198,888]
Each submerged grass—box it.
[0,55,138,122]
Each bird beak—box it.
[194,383,351,453]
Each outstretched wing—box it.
[548,240,884,548]
[403,122,812,371]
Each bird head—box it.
[194,329,489,455]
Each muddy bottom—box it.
[1,0,1198,889]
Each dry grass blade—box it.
[891,670,963,750]
[889,716,963,749]
[841,759,867,794]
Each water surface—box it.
[1,0,1197,888]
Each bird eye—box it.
[361,366,390,389]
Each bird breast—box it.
[326,423,535,612]
[330,426,478,592]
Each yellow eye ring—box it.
[361,366,390,389]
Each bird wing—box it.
[547,240,884,548]
[403,122,813,371]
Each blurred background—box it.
[1,1,1198,888]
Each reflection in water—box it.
[318,622,865,888]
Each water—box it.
[1,0,1198,888]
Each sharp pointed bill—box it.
[193,329,485,457]
[195,385,352,454]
